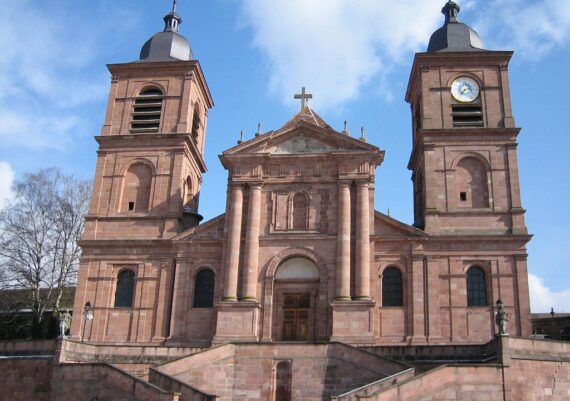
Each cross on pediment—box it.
[294,87,313,110]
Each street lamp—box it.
[550,307,555,340]
[81,302,94,342]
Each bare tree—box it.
[0,168,91,338]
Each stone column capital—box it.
[338,180,352,188]
[355,180,370,188]
[248,182,263,190]
[229,182,245,190]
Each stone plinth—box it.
[330,300,376,344]
[213,301,261,344]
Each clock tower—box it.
[406,0,526,236]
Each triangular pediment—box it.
[224,120,379,157]
[172,214,225,242]
[374,211,429,239]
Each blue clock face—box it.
[451,77,480,103]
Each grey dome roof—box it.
[139,6,194,62]
[427,1,486,53]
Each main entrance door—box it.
[282,293,310,341]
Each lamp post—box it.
[550,307,555,340]
[81,302,94,342]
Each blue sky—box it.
[0,0,568,312]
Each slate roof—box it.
[428,1,486,53]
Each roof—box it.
[281,105,334,130]
[0,287,75,312]
[427,1,486,53]
[138,6,193,62]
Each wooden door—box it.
[282,293,310,341]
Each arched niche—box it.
[275,257,319,280]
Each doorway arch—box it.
[261,248,328,342]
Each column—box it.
[514,255,532,337]
[242,184,262,301]
[168,259,189,340]
[355,181,371,300]
[410,256,427,344]
[335,181,351,300]
[223,184,244,301]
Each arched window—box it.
[292,193,308,230]
[273,361,292,401]
[193,269,215,308]
[382,267,403,307]
[114,270,135,308]
[191,103,201,142]
[455,157,489,208]
[122,163,153,213]
[275,257,319,280]
[131,88,164,133]
[467,267,488,307]
[184,175,197,210]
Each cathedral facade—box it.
[9,3,570,401]
[70,1,532,349]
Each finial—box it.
[238,130,245,144]
[442,0,460,24]
[360,126,367,142]
[255,122,262,137]
[294,87,313,111]
[387,207,390,216]
[164,0,182,32]
[342,120,350,135]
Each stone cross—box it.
[294,87,313,110]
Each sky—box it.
[0,0,568,313]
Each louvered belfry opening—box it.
[452,102,484,127]
[131,88,164,133]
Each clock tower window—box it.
[452,102,483,127]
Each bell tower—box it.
[83,1,214,241]
[406,0,526,236]
[71,2,213,343]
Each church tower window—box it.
[292,192,309,230]
[455,157,489,208]
[121,163,153,213]
[467,267,488,307]
[131,88,164,133]
[193,269,215,308]
[114,270,136,308]
[381,267,403,307]
[451,102,483,127]
[191,102,202,143]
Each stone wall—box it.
[152,343,408,401]
[50,364,179,401]
[0,358,53,401]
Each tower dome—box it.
[427,1,485,52]
[139,1,193,62]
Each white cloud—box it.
[475,0,570,58]
[0,162,15,209]
[0,110,80,150]
[238,0,570,109]
[238,0,441,110]
[529,273,570,313]
[0,1,119,149]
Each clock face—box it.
[451,77,480,103]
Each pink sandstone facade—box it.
[69,6,531,350]
[3,2,563,401]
